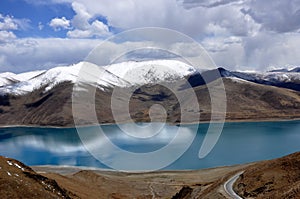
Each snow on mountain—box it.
[0,71,45,87]
[0,65,78,95]
[218,68,300,91]
[269,67,300,73]
[0,60,194,95]
[0,73,16,87]
[13,70,46,82]
[2,60,299,96]
[104,60,196,85]
[230,71,300,83]
[0,62,136,95]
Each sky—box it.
[0,0,300,73]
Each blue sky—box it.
[0,1,74,38]
[0,0,300,73]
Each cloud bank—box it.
[0,0,299,72]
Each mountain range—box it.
[0,60,299,126]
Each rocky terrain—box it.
[1,152,300,198]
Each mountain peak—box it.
[103,59,196,85]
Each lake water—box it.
[0,120,300,171]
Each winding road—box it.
[224,171,244,199]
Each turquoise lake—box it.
[0,120,300,170]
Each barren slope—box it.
[0,78,299,126]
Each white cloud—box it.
[242,0,300,33]
[243,32,300,71]
[0,14,18,30]
[71,2,91,29]
[48,2,111,38]
[0,31,16,42]
[49,17,71,31]
[66,2,110,38]
[67,19,109,38]
[38,22,44,30]
[0,14,20,43]
[0,38,100,73]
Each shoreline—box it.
[32,162,253,175]
[0,117,299,129]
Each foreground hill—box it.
[1,152,300,198]
[0,156,73,199]
[233,152,300,198]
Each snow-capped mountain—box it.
[0,60,196,95]
[103,60,196,85]
[1,60,299,96]
[0,61,300,127]
[269,67,300,73]
[182,67,300,91]
[0,62,137,95]
[219,68,300,91]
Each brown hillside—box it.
[0,156,74,199]
[0,78,299,126]
[234,152,300,198]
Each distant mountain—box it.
[183,66,300,91]
[0,61,299,126]
[269,67,300,73]
[230,69,300,91]
[290,67,300,72]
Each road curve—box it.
[224,171,244,199]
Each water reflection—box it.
[0,121,300,170]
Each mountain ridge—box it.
[1,60,300,95]
[0,60,299,126]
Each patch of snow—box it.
[14,163,24,171]
[7,161,13,166]
[226,77,252,83]
[7,171,12,176]
[15,173,19,177]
